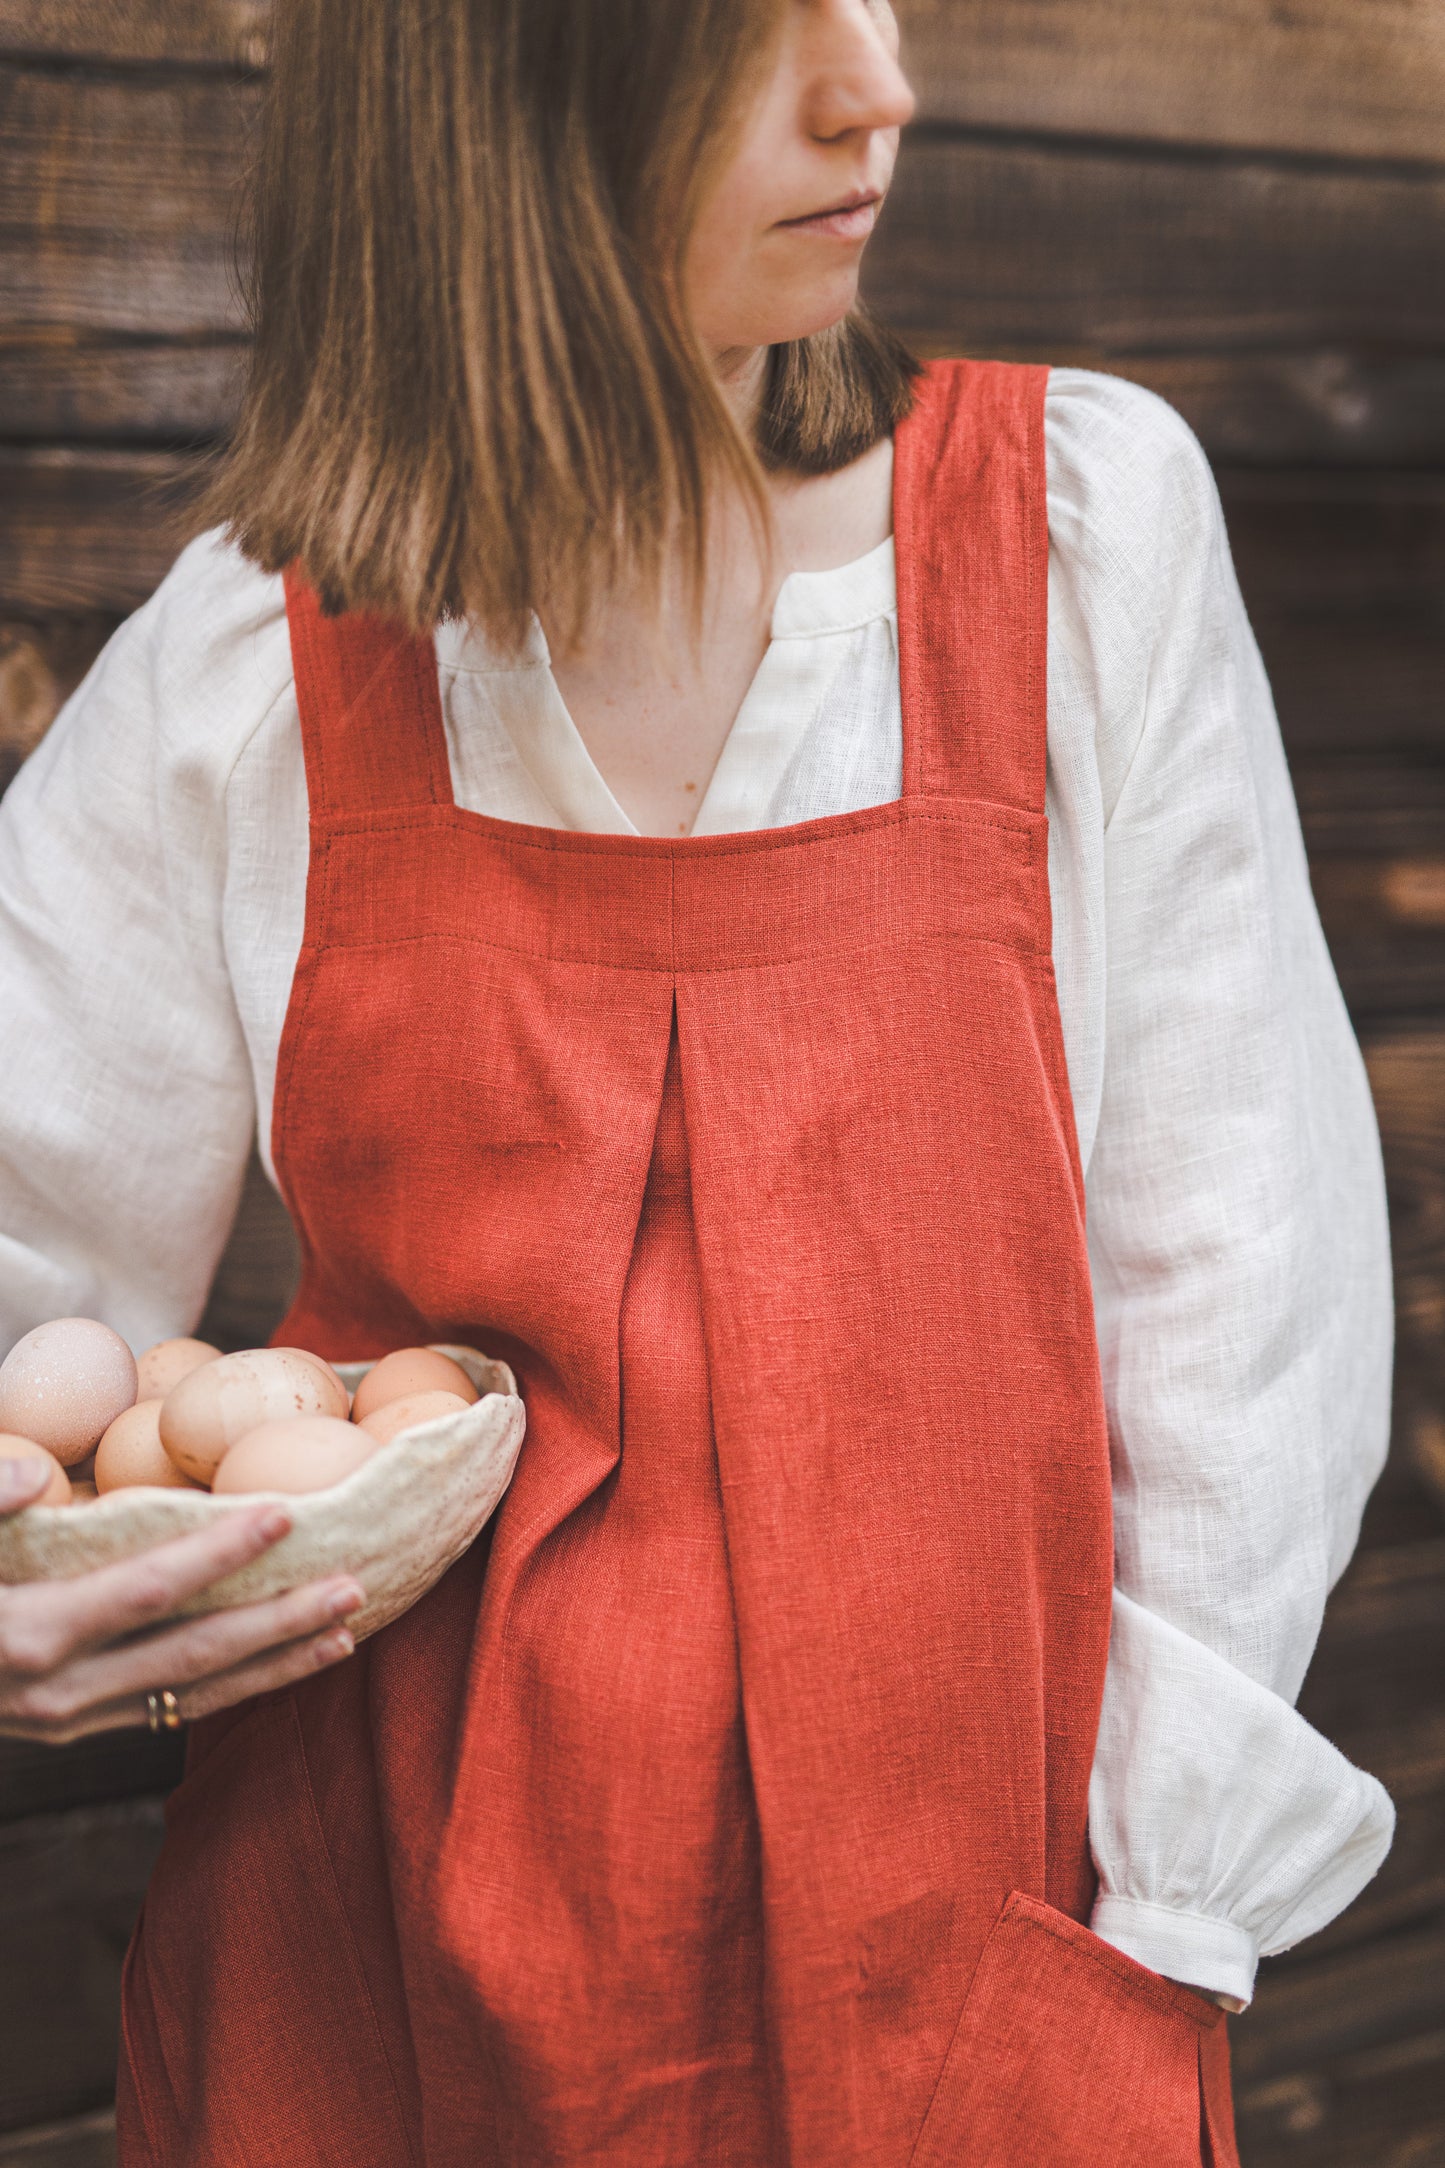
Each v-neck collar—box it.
[440,533,897,839]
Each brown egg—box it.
[357,1389,471,1448]
[96,1399,203,1494]
[160,1347,350,1486]
[0,1318,138,1466]
[136,1336,222,1402]
[211,1416,380,1496]
[351,1348,479,1424]
[0,1433,71,1505]
[68,1479,99,1503]
[275,1347,351,1410]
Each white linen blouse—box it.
[0,368,1394,2005]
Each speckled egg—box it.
[0,1319,138,1467]
[159,1347,350,1486]
[135,1337,222,1402]
[96,1399,202,1494]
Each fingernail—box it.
[0,1458,47,1505]
[319,1627,355,1662]
[328,1581,365,1619]
[256,1507,291,1542]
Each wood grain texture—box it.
[1235,2021,1445,2165]
[0,332,246,442]
[0,1801,163,2133]
[0,2110,116,2168]
[0,615,117,798]
[866,132,1445,353]
[1049,352,1445,469]
[0,65,255,335]
[1219,474,1445,761]
[1295,770,1445,1014]
[1364,1036,1445,1349]
[1234,1916,1445,2084]
[0,0,266,69]
[894,0,1445,164]
[1311,860,1445,1014]
[1297,1535,1445,1748]
[1295,765,1445,858]
[0,449,204,613]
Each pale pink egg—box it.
[135,1337,221,1402]
[0,1319,138,1467]
[351,1348,478,1423]
[0,1432,71,1505]
[357,1389,471,1448]
[96,1400,202,1494]
[211,1416,380,1496]
[160,1347,350,1485]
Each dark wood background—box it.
[1,2,1444,2160]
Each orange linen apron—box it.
[117,359,1238,2167]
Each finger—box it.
[0,1456,52,1513]
[54,1575,365,1710]
[0,1621,359,1744]
[11,1503,295,1669]
[174,1620,359,1721]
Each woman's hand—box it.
[0,1453,363,1744]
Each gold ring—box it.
[146,1689,183,1735]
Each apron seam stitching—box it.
[1018,1903,1220,2032]
[282,928,1052,974]
[302,801,1040,853]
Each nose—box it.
[805,0,917,142]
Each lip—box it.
[776,189,882,240]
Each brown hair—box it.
[204,0,919,643]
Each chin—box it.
[755,275,865,349]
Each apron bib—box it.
[117,359,1237,2167]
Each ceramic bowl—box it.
[0,1346,525,1643]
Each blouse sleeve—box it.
[0,538,270,1359]
[1052,375,1396,2006]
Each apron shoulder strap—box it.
[893,357,1050,815]
[282,569,454,819]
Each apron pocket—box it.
[120,1694,417,2168]
[909,1890,1226,2168]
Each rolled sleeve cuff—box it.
[1090,1894,1260,2007]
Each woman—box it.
[0,0,1394,2161]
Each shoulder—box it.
[23,529,291,803]
[1043,368,1224,625]
[113,528,294,776]
[1040,370,1245,820]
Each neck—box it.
[710,344,769,434]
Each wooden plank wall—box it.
[1,1,1443,2159]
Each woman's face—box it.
[683,0,915,356]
